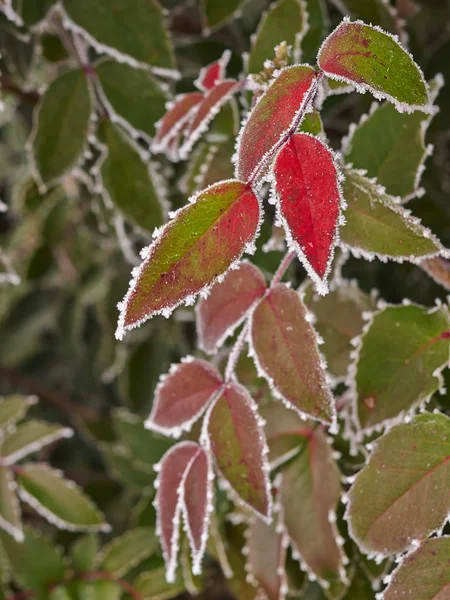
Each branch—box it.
[0,76,39,106]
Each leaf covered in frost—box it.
[0,466,23,542]
[0,420,72,465]
[153,92,204,153]
[146,358,223,437]
[196,261,266,354]
[116,180,261,339]
[195,50,231,91]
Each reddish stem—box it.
[271,251,296,287]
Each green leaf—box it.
[343,80,440,198]
[0,467,23,542]
[342,568,374,599]
[303,279,375,379]
[20,0,55,24]
[280,428,347,593]
[347,412,450,555]
[70,534,99,572]
[95,58,168,139]
[101,443,154,489]
[301,0,328,64]
[134,566,186,600]
[113,409,172,466]
[318,19,430,112]
[298,109,324,137]
[330,0,399,35]
[63,0,176,74]
[81,581,122,600]
[180,140,234,198]
[100,528,157,577]
[100,120,165,232]
[0,395,35,433]
[16,464,109,532]
[1,526,65,592]
[247,0,307,74]
[201,0,242,32]
[0,420,73,465]
[384,537,450,600]
[30,68,92,187]
[340,169,445,261]
[116,180,261,336]
[354,303,450,431]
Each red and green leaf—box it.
[196,261,267,354]
[235,65,319,183]
[116,180,261,339]
[204,382,272,520]
[280,428,347,593]
[250,283,335,424]
[152,92,203,153]
[180,80,240,159]
[194,50,231,91]
[317,19,430,113]
[273,133,343,293]
[347,412,450,555]
[146,358,223,437]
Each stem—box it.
[271,251,295,287]
[224,321,250,382]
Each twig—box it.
[271,251,295,287]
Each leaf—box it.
[298,110,324,137]
[317,19,430,113]
[196,261,266,354]
[303,279,375,379]
[236,65,318,183]
[204,382,272,520]
[384,537,450,600]
[353,303,450,432]
[101,443,154,489]
[180,140,235,197]
[343,83,440,198]
[79,581,123,600]
[347,412,450,555]
[273,133,343,292]
[201,0,242,33]
[0,395,35,433]
[302,0,328,64]
[16,463,109,532]
[329,0,399,35]
[155,442,209,582]
[100,528,157,577]
[152,92,204,153]
[246,515,287,600]
[20,0,55,24]
[340,169,445,261]
[1,527,65,592]
[179,79,240,159]
[113,409,172,466]
[247,0,308,74]
[182,447,213,575]
[194,50,231,91]
[0,421,73,465]
[95,58,168,139]
[70,534,99,572]
[134,566,186,600]
[62,0,176,74]
[116,180,261,338]
[280,427,347,591]
[250,283,335,424]
[341,568,374,599]
[30,68,92,187]
[0,467,23,542]
[100,120,165,232]
[146,358,223,437]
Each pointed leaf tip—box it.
[273,133,343,290]
[250,283,335,424]
[195,50,231,91]
[205,382,272,520]
[116,180,261,339]
[146,359,223,437]
[318,19,430,112]
[196,261,267,354]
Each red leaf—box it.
[196,261,267,354]
[273,133,343,293]
[153,92,203,152]
[116,180,261,339]
[247,515,288,600]
[146,358,223,437]
[180,80,240,159]
[156,441,200,582]
[183,448,213,574]
[203,382,272,520]
[235,65,318,183]
[249,283,335,424]
[195,50,231,91]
